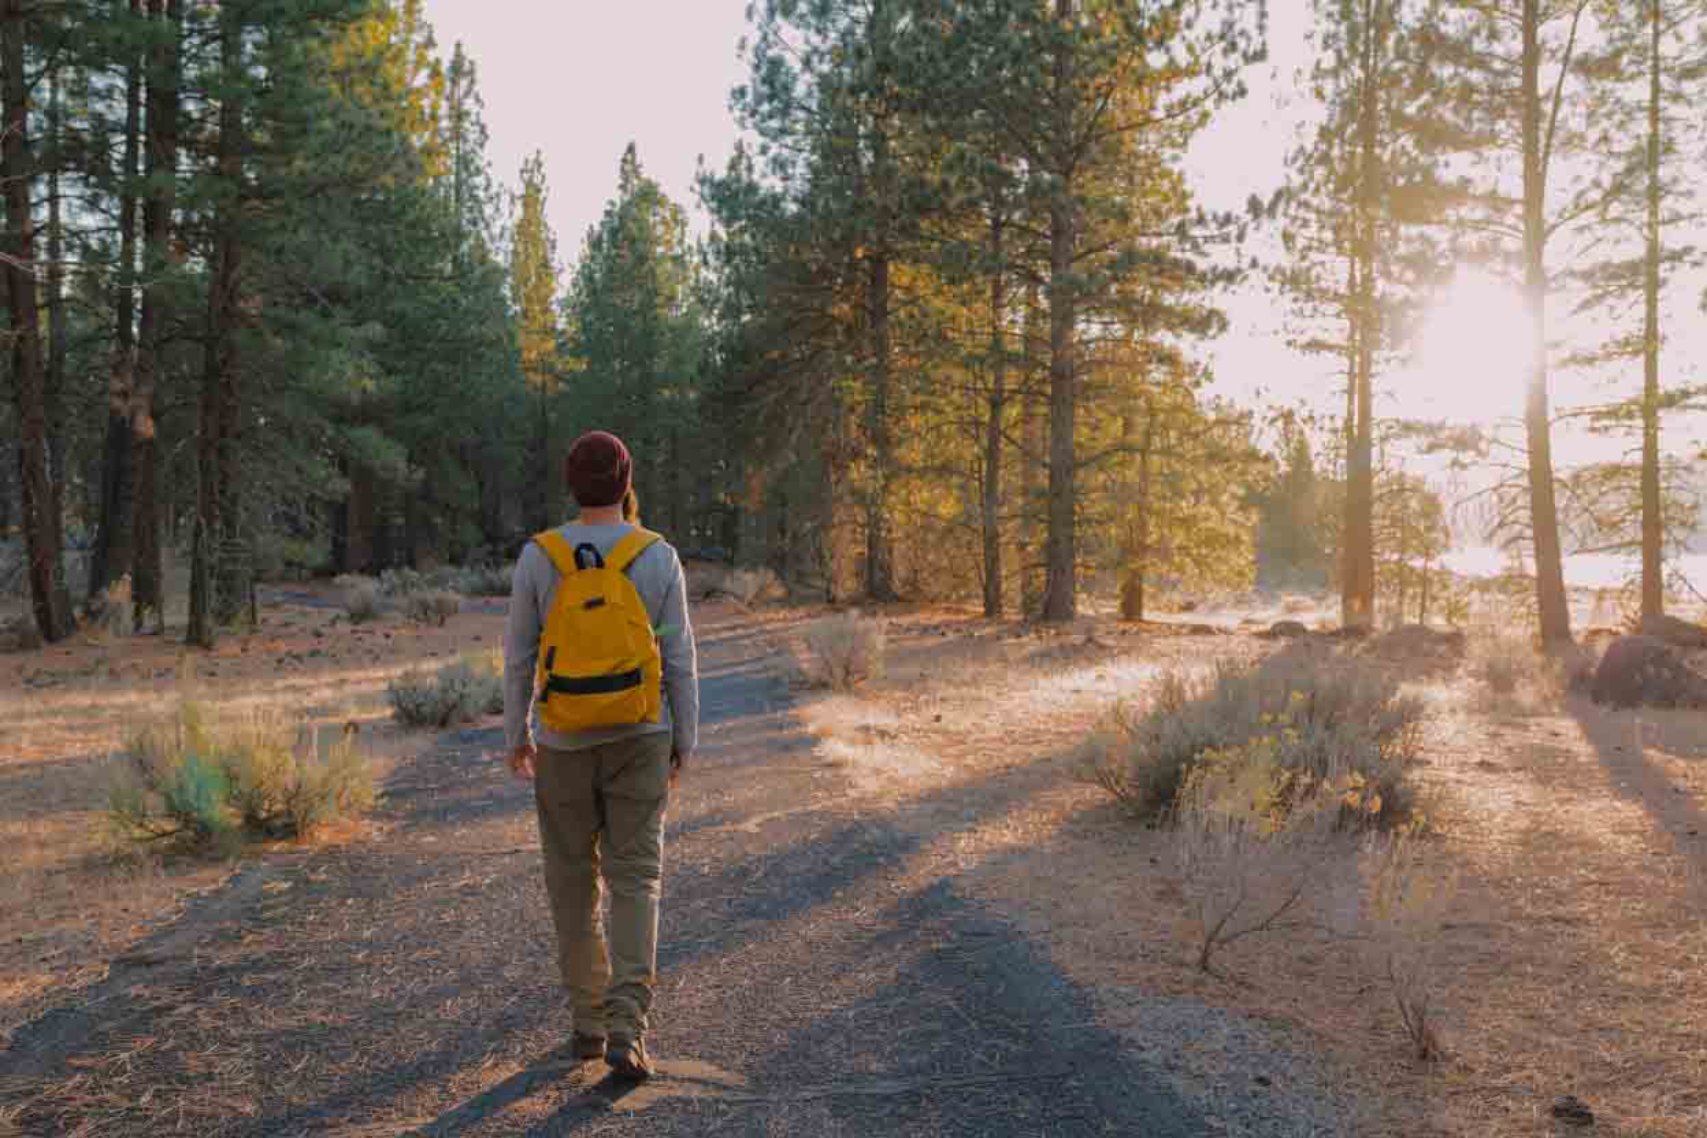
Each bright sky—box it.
[421,0,749,257]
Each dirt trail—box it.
[0,608,1327,1136]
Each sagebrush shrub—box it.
[109,703,376,850]
[1087,651,1424,828]
[335,574,384,622]
[801,613,886,690]
[387,652,504,728]
[402,589,462,626]
[452,564,512,597]
[727,567,783,607]
[91,574,134,636]
[1170,769,1339,973]
[1365,832,1453,1060]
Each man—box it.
[503,430,699,1081]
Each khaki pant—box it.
[534,733,671,1041]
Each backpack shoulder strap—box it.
[608,528,663,575]
[532,529,578,577]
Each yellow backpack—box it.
[532,526,664,734]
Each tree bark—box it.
[188,3,245,647]
[1020,285,1045,618]
[93,0,145,596]
[981,203,1006,618]
[1041,0,1078,623]
[45,70,68,527]
[864,180,898,598]
[2,0,71,642]
[132,0,182,630]
[1640,0,1665,620]
[1120,401,1156,623]
[1342,0,1382,632]
[1520,0,1573,648]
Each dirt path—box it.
[0,609,1322,1137]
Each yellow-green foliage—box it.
[110,703,375,851]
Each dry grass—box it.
[0,585,498,1042]
[798,611,886,690]
[842,607,1707,1136]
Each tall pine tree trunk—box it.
[1119,400,1156,623]
[2,0,70,642]
[1020,285,1045,618]
[132,0,182,630]
[864,237,897,601]
[1342,2,1381,632]
[45,71,68,534]
[1640,0,1665,620]
[981,203,1006,618]
[1520,0,1573,648]
[1042,0,1078,623]
[93,0,144,596]
[1042,187,1077,622]
[188,3,244,648]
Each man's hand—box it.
[507,741,537,781]
[669,747,687,789]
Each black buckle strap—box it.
[544,668,644,697]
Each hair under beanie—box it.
[564,431,633,508]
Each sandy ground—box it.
[1,595,1704,1135]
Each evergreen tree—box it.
[510,151,561,532]
[1417,0,1601,647]
[1283,0,1438,630]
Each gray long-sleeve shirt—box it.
[503,523,699,756]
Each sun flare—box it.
[1409,270,1535,423]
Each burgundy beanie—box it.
[564,430,633,508]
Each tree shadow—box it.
[1568,695,1707,883]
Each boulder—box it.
[1590,635,1707,709]
[1264,619,1311,639]
[1638,613,1707,651]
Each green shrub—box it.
[387,652,504,728]
[109,703,376,851]
[402,588,462,626]
[1087,651,1424,828]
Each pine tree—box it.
[91,0,148,597]
[2,0,72,641]
[566,145,705,538]
[130,0,183,629]
[1283,0,1438,630]
[510,151,560,532]
[1567,0,1707,618]
[917,0,1265,621]
[1417,0,1601,648]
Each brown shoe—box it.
[605,1037,654,1081]
[571,1032,607,1063]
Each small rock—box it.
[1549,1094,1594,1127]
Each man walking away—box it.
[503,430,699,1081]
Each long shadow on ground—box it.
[0,623,1303,1137]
